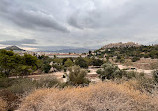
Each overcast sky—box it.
[0,0,158,50]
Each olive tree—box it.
[67,66,90,86]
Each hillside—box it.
[4,46,25,51]
[93,42,158,63]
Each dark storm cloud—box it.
[0,0,69,33]
[0,39,37,45]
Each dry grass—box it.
[132,58,158,70]
[0,97,7,111]
[19,82,158,111]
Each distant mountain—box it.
[102,42,141,49]
[4,46,25,51]
[31,46,94,53]
[35,46,79,51]
[48,48,93,53]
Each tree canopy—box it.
[0,50,38,77]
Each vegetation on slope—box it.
[94,45,158,62]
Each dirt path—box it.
[117,64,153,77]
[10,72,65,80]
[9,68,101,82]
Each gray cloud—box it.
[67,0,148,29]
[0,39,37,46]
[0,0,158,50]
[0,0,69,33]
[68,15,83,29]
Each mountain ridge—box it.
[4,45,25,51]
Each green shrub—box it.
[0,50,38,77]
[0,77,60,94]
[7,78,36,94]
[43,64,51,73]
[67,66,90,86]
[0,78,30,89]
[64,58,74,67]
[124,71,136,79]
[75,57,88,68]
[92,59,104,66]
[97,63,137,81]
[52,64,64,71]
[131,57,140,62]
[64,68,67,72]
[97,63,120,80]
[35,76,59,88]
[87,70,91,73]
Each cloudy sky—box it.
[0,0,158,51]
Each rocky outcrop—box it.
[102,42,141,49]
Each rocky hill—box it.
[4,46,25,51]
[102,42,141,49]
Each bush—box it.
[131,57,140,62]
[92,59,104,66]
[0,78,12,89]
[67,66,90,86]
[153,70,158,83]
[124,71,136,79]
[52,64,64,71]
[87,70,91,73]
[0,97,7,111]
[136,77,155,93]
[115,72,156,93]
[0,78,34,89]
[35,76,59,88]
[97,63,137,81]
[97,63,120,80]
[75,57,88,68]
[19,82,158,111]
[0,50,38,77]
[0,77,60,95]
[0,90,19,110]
[64,58,74,67]
[64,68,67,72]
[43,64,51,73]
[7,78,36,94]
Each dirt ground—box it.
[10,67,101,82]
[117,64,153,78]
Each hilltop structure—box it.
[102,42,141,49]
